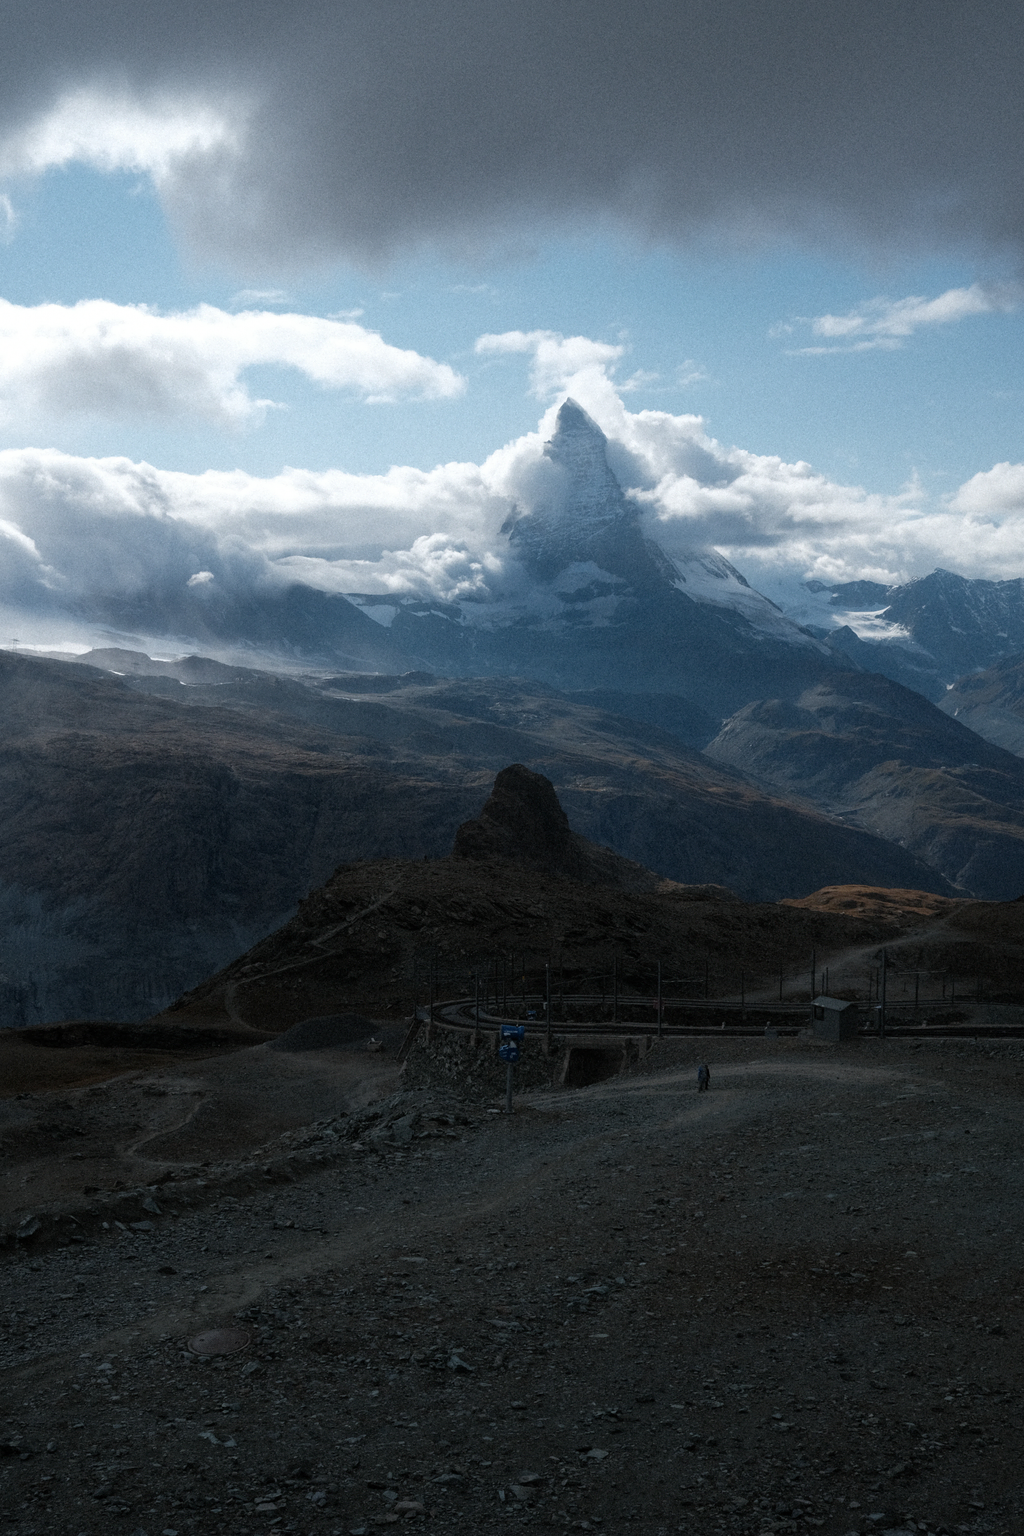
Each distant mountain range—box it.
[791,568,1024,699]
[339,400,844,722]
[705,670,1024,900]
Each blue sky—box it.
[4,162,1021,501]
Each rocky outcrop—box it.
[452,763,675,890]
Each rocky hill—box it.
[1,651,945,1025]
[168,764,1024,1037]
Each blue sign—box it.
[501,1024,526,1041]
[498,1043,521,1063]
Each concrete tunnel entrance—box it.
[560,1045,627,1088]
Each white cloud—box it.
[476,330,625,400]
[0,299,464,428]
[231,288,289,307]
[0,89,244,182]
[3,334,1024,639]
[783,282,1019,354]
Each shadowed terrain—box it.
[0,652,948,1025]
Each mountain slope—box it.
[705,671,1024,898]
[0,650,949,1025]
[938,651,1024,755]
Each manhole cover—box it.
[188,1327,250,1356]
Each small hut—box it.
[811,994,860,1041]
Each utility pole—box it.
[657,959,663,1038]
[811,947,817,1001]
[879,948,887,1038]
[545,963,551,1052]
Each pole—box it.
[811,947,816,1001]
[545,963,551,1051]
[657,960,663,1038]
[915,971,919,1009]
[505,1061,513,1115]
[613,957,619,1023]
[879,947,887,1038]
[704,952,709,1000]
[779,971,783,1003]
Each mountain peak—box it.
[451,762,676,890]
[550,396,606,442]
[503,397,656,582]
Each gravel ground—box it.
[1,1035,1022,1536]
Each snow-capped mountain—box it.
[775,567,1024,697]
[345,400,840,724]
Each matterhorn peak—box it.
[503,397,662,584]
[542,398,623,511]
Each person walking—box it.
[697,1062,710,1092]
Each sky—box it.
[3,0,1024,649]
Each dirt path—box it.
[1,1036,1022,1536]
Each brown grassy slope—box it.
[165,855,975,1034]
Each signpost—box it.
[499,1023,525,1114]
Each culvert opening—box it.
[561,1046,624,1088]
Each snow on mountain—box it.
[669,546,819,646]
[763,567,1024,691]
[349,399,826,653]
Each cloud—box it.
[0,5,1022,267]
[0,87,242,181]
[475,330,625,400]
[231,288,289,307]
[784,282,1020,353]
[0,299,464,427]
[3,330,1024,638]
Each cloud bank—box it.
[0,3,1022,268]
[4,339,1024,648]
[0,300,463,427]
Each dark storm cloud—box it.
[0,1,1022,268]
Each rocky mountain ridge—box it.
[800,567,1024,696]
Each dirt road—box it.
[1,1034,1022,1536]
